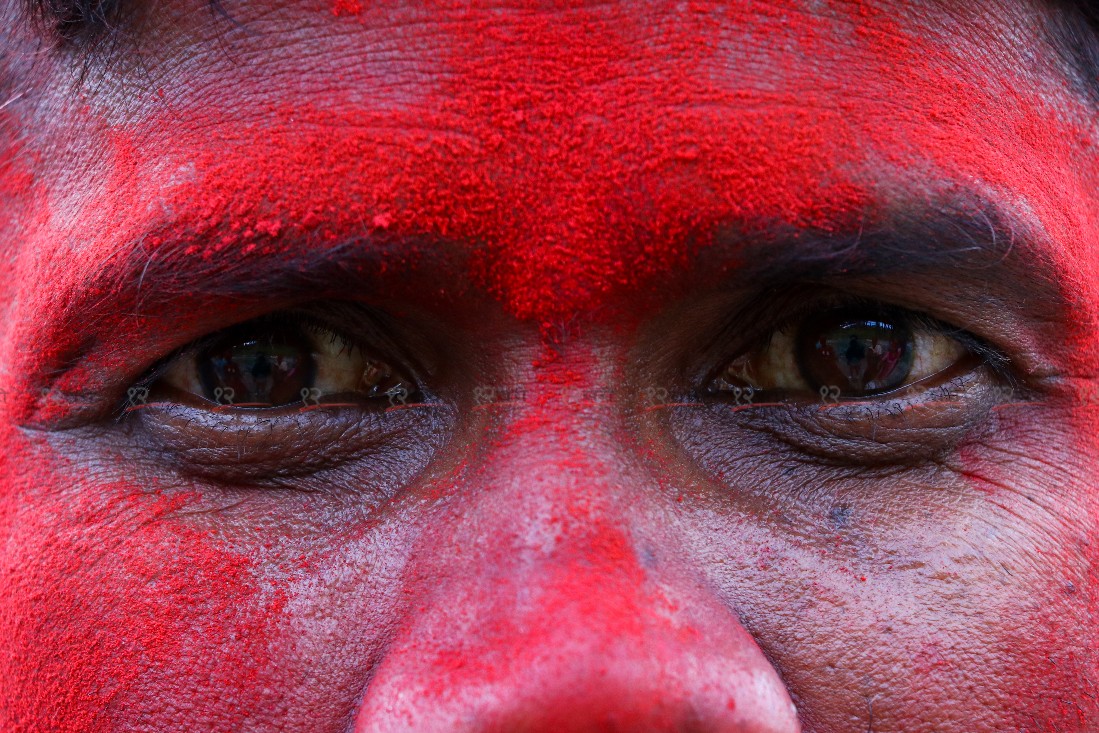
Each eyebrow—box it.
[24,187,1077,397]
[23,0,122,42]
[18,0,232,56]
[1045,0,1099,106]
[22,225,474,403]
[688,191,1071,321]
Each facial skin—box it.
[0,0,1098,731]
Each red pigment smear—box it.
[26,2,1091,339]
[12,0,1083,439]
[331,0,362,17]
[0,1,1096,730]
[0,444,285,731]
[26,3,890,346]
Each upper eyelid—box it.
[746,291,998,352]
[700,291,1015,387]
[125,308,381,395]
[707,288,865,357]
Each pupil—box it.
[198,328,315,407]
[796,308,915,396]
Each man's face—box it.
[1,0,1097,730]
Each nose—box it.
[352,393,800,733]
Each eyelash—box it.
[115,312,391,418]
[701,294,1015,393]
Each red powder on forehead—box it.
[42,2,891,339]
[441,3,875,326]
[42,0,1089,341]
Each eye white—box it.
[716,321,968,393]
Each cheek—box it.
[0,431,280,731]
[915,394,1097,726]
[959,417,1098,729]
[0,424,431,731]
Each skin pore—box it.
[0,0,1097,731]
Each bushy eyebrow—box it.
[22,0,122,42]
[1046,0,1099,106]
[51,188,1073,349]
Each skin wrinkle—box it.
[0,1,1097,732]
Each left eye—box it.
[709,304,975,400]
[145,314,413,409]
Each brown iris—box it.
[198,326,316,407]
[147,310,417,411]
[796,307,914,396]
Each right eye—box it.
[708,302,980,402]
[144,313,414,410]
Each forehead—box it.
[6,0,1098,330]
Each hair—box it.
[1045,0,1099,105]
[23,0,122,42]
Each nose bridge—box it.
[458,370,649,575]
[419,395,658,636]
[459,412,659,639]
[352,393,801,732]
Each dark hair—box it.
[23,0,121,42]
[1046,0,1099,105]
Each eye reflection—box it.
[148,314,414,409]
[200,332,315,407]
[797,308,915,394]
[711,304,972,401]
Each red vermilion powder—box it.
[31,3,1093,335]
[0,2,1096,731]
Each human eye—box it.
[115,303,449,488]
[708,300,981,404]
[669,292,1025,467]
[140,311,415,411]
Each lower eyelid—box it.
[729,366,1015,465]
[125,398,449,484]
